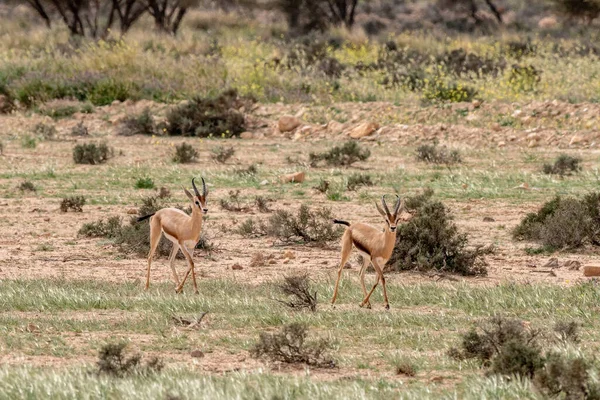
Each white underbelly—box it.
[162,229,197,251]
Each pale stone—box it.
[281,171,305,183]
[538,16,558,29]
[327,120,345,135]
[240,131,253,139]
[278,115,302,132]
[259,179,269,186]
[570,134,584,146]
[583,265,600,277]
[347,121,379,139]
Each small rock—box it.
[44,217,50,222]
[268,259,277,265]
[498,141,506,147]
[491,123,502,132]
[26,323,39,333]
[569,134,584,146]
[471,99,482,108]
[583,265,600,277]
[483,217,495,222]
[281,171,305,183]
[240,131,253,139]
[283,250,296,259]
[278,115,302,132]
[127,208,139,215]
[260,179,269,186]
[190,350,204,358]
[327,120,345,135]
[111,100,121,106]
[538,16,558,29]
[231,263,243,270]
[526,132,541,141]
[512,109,522,118]
[283,259,290,264]
[347,121,380,139]
[527,140,538,148]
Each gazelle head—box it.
[184,177,209,214]
[375,195,404,233]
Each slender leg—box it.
[331,230,353,305]
[168,242,180,287]
[359,257,371,309]
[361,260,389,309]
[185,245,199,294]
[176,242,197,294]
[145,217,161,290]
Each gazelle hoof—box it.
[359,302,371,309]
[385,304,390,310]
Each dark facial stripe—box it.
[352,238,371,256]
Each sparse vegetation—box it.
[96,342,163,378]
[71,122,89,136]
[313,179,330,194]
[33,122,57,140]
[275,274,318,312]
[78,216,123,239]
[416,143,462,164]
[234,164,258,176]
[513,193,600,249]
[388,191,490,275]
[172,143,198,163]
[118,108,155,136]
[266,204,342,245]
[135,177,155,189]
[309,142,371,167]
[73,142,113,165]
[346,173,374,191]
[21,135,36,149]
[543,154,582,176]
[251,323,335,368]
[391,357,418,377]
[60,196,85,212]
[18,181,36,192]
[211,145,235,163]
[166,89,248,138]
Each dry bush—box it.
[118,108,155,136]
[166,89,249,138]
[346,173,374,191]
[416,143,461,164]
[388,197,489,276]
[33,122,57,140]
[448,316,543,378]
[71,122,89,136]
[554,321,580,343]
[18,181,36,192]
[96,342,163,378]
[234,164,258,176]
[255,196,272,213]
[543,154,582,176]
[266,204,342,245]
[313,179,330,194]
[60,196,85,212]
[513,194,600,249]
[73,142,113,164]
[211,145,235,163]
[172,143,198,163]
[535,352,600,399]
[275,274,318,311]
[309,141,370,167]
[235,218,265,238]
[251,323,335,368]
[220,189,244,212]
[392,358,417,377]
[79,216,123,239]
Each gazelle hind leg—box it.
[176,242,197,294]
[168,242,180,287]
[145,216,161,290]
[331,230,352,305]
[359,256,371,309]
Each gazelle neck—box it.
[190,206,204,232]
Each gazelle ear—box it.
[375,202,387,218]
[183,187,194,200]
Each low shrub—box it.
[21,135,36,149]
[313,179,330,194]
[513,193,600,249]
[416,143,461,164]
[71,121,89,136]
[73,142,113,164]
[118,108,155,136]
[210,145,235,163]
[79,216,123,239]
[508,64,541,92]
[172,143,198,163]
[135,177,155,189]
[309,141,371,167]
[266,204,342,245]
[543,154,582,176]
[251,323,335,368]
[235,218,265,237]
[33,122,57,140]
[60,195,85,212]
[166,89,249,137]
[275,274,318,311]
[391,357,418,377]
[18,181,36,192]
[346,173,374,191]
[96,342,163,378]
[387,194,489,276]
[422,79,477,103]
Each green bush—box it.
[79,216,123,238]
[172,143,198,163]
[543,154,582,176]
[309,141,371,167]
[422,79,477,103]
[508,64,541,92]
[166,89,248,137]
[346,173,374,191]
[60,196,86,212]
[96,342,163,378]
[18,181,36,192]
[387,197,489,276]
[135,177,155,189]
[73,142,114,164]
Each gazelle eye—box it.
[195,201,200,206]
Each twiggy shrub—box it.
[73,142,113,164]
[79,216,123,238]
[118,108,155,136]
[96,342,163,378]
[18,181,36,192]
[266,204,342,245]
[60,196,85,212]
[346,173,374,191]
[543,154,582,177]
[211,145,235,163]
[416,143,461,164]
[275,274,318,311]
[251,323,335,368]
[309,142,370,167]
[172,143,198,163]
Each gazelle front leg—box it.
[168,243,181,287]
[331,231,353,305]
[176,243,199,294]
[359,256,371,309]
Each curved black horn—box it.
[393,194,402,214]
[381,195,391,216]
[192,177,201,197]
[201,177,207,197]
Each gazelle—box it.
[331,195,405,310]
[137,177,208,294]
